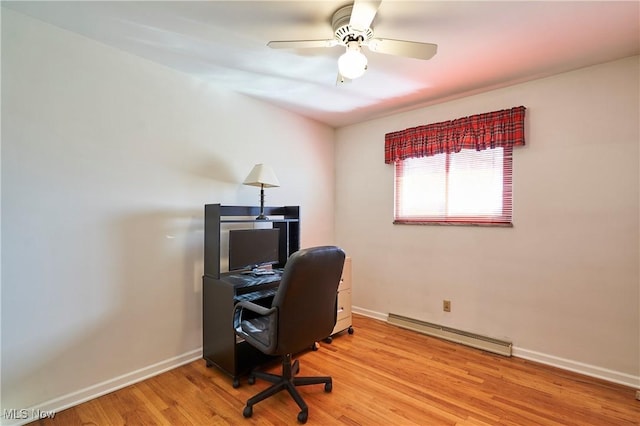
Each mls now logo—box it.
[3,409,56,420]
[2,409,29,420]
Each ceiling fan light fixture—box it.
[338,41,367,79]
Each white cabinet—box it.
[332,257,353,336]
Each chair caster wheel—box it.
[243,405,253,418]
[312,342,319,351]
[324,381,332,392]
[248,375,255,385]
[348,326,354,334]
[324,336,333,344]
[232,378,240,388]
[297,409,308,424]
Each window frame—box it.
[393,146,514,227]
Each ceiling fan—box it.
[267,0,437,82]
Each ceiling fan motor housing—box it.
[332,5,374,45]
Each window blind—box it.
[394,147,513,225]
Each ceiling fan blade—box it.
[367,38,438,60]
[267,39,338,49]
[349,0,382,31]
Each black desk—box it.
[202,270,283,387]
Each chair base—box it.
[242,354,332,424]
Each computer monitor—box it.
[228,228,280,272]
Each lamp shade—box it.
[243,164,280,188]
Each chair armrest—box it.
[233,301,279,354]
[234,300,276,317]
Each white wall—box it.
[336,56,639,386]
[1,9,335,414]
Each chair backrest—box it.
[271,246,346,355]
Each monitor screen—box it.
[228,228,280,271]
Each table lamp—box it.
[243,164,280,220]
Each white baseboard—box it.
[513,347,640,389]
[2,348,202,426]
[352,307,639,390]
[352,305,387,321]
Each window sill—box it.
[393,220,513,228]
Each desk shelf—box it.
[202,204,300,387]
[220,218,299,223]
[204,204,300,278]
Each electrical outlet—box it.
[443,300,451,312]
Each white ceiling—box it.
[4,1,639,128]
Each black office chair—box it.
[233,246,346,424]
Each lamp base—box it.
[256,185,269,220]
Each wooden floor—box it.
[31,314,639,425]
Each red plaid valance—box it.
[384,106,526,164]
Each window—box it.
[394,147,513,225]
[384,106,525,226]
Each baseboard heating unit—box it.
[388,313,513,357]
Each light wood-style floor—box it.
[31,314,639,425]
